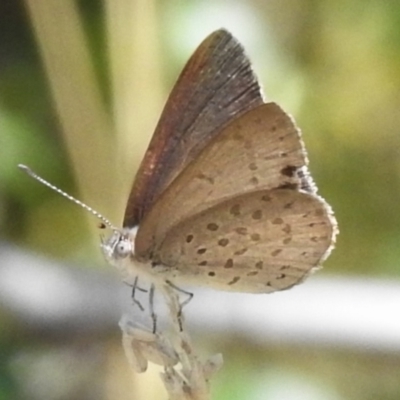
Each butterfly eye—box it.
[115,239,132,258]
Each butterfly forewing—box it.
[135,102,315,259]
[155,189,335,293]
[124,29,264,227]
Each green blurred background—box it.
[1,0,400,399]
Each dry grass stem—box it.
[120,285,223,400]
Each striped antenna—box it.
[18,164,118,231]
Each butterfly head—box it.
[100,226,157,284]
[101,227,137,265]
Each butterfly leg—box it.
[166,280,193,331]
[149,284,157,333]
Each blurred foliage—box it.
[212,338,400,400]
[1,0,400,399]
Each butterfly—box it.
[100,29,337,296]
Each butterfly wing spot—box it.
[311,235,329,243]
[230,204,241,216]
[261,194,272,202]
[280,265,290,270]
[250,233,260,241]
[197,248,207,254]
[208,271,216,276]
[218,238,229,246]
[198,261,208,266]
[283,237,292,244]
[271,249,282,257]
[207,222,219,231]
[235,227,248,235]
[281,165,297,177]
[272,217,284,225]
[250,177,259,185]
[255,261,263,269]
[196,173,215,184]
[247,271,258,276]
[278,182,298,190]
[282,224,291,234]
[224,259,234,268]
[252,210,263,220]
[248,162,258,171]
[228,276,240,285]
[276,274,286,280]
[234,248,248,255]
[186,234,194,243]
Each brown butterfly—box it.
[102,29,337,295]
[20,29,337,304]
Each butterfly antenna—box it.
[18,164,118,231]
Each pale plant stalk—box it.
[24,0,120,227]
[121,286,223,400]
[105,0,164,204]
[159,286,223,400]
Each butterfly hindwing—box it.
[155,189,335,293]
